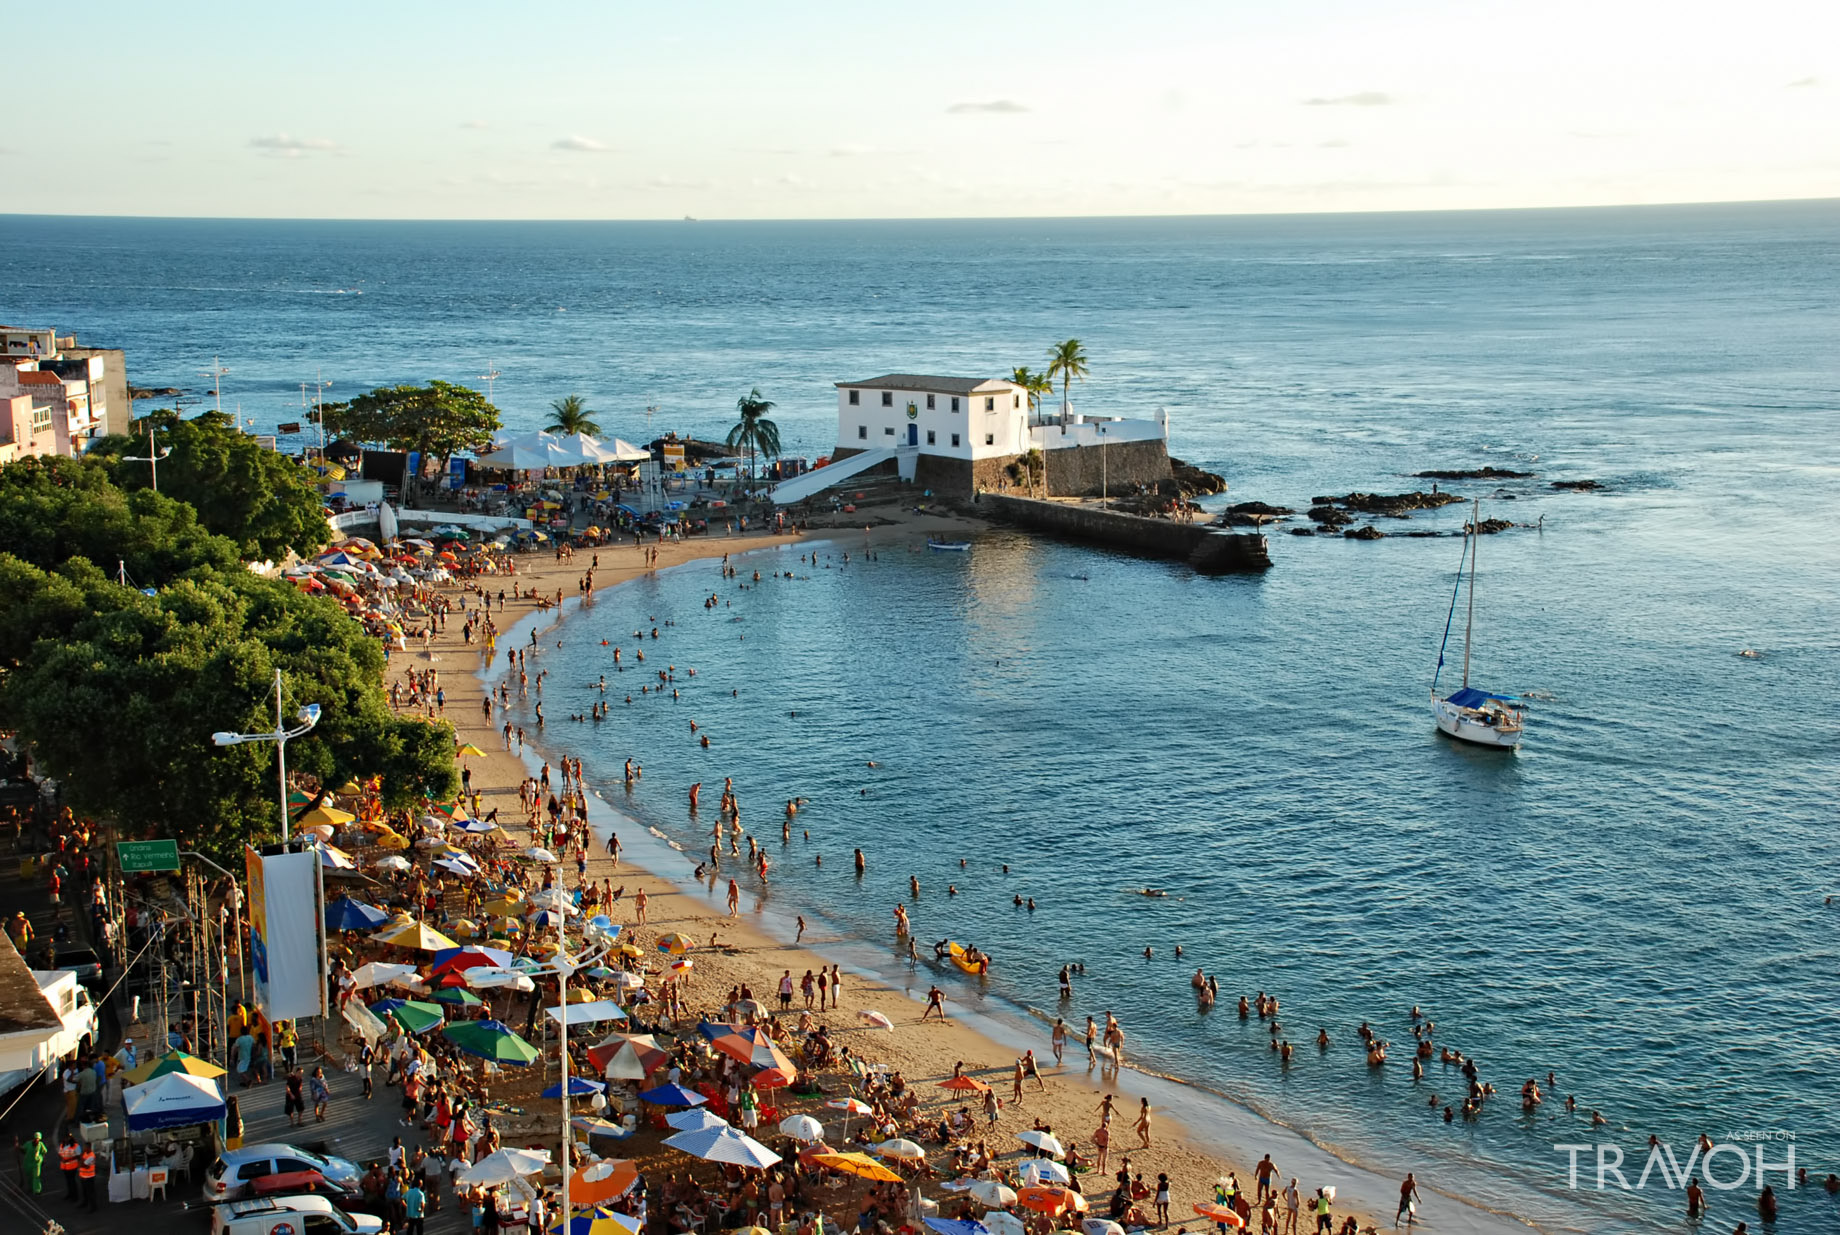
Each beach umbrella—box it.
[467,966,536,993]
[351,961,418,989]
[547,1208,644,1235]
[825,1096,872,1138]
[611,971,646,990]
[458,818,499,834]
[372,921,459,951]
[872,1139,925,1161]
[663,1125,781,1168]
[457,743,487,757]
[375,1000,444,1035]
[315,843,358,870]
[373,830,410,851]
[302,823,336,841]
[523,847,559,864]
[778,1114,825,1142]
[432,945,515,975]
[546,999,628,1026]
[288,789,315,806]
[1016,1187,1086,1216]
[568,1159,640,1205]
[457,1147,550,1186]
[926,1222,990,1235]
[430,988,483,1007]
[123,1071,226,1132]
[430,801,470,821]
[570,1116,623,1140]
[939,1075,991,1093]
[983,1214,1026,1235]
[1020,1158,1071,1185]
[967,1181,1017,1209]
[542,1076,606,1100]
[1082,1222,1125,1235]
[444,1019,540,1065]
[638,1082,706,1108]
[665,1107,730,1133]
[123,1050,227,1086]
[528,909,568,928]
[655,931,695,954]
[298,804,356,827]
[707,1026,795,1074]
[480,895,525,916]
[857,1009,894,1030]
[590,1041,652,1081]
[1016,1129,1065,1158]
[326,896,389,932]
[810,1152,901,1183]
[668,958,694,974]
[434,855,483,878]
[372,855,411,872]
[1192,1205,1245,1229]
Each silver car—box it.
[202,1143,363,1203]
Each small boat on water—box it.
[942,941,992,976]
[927,539,971,552]
[1430,500,1527,749]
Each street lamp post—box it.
[123,422,172,492]
[532,941,606,1225]
[211,668,321,843]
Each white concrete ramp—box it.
[770,447,900,505]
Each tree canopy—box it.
[545,395,601,438]
[726,388,781,483]
[322,380,502,462]
[0,459,456,862]
[89,410,330,561]
[1047,339,1090,425]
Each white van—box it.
[210,1195,384,1235]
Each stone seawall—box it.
[1042,438,1172,498]
[976,493,1271,572]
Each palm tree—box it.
[545,394,601,437]
[1046,339,1089,428]
[1010,366,1053,427]
[726,388,781,488]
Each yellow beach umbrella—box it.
[125,1050,227,1086]
[374,831,410,851]
[371,921,459,951]
[336,780,363,795]
[450,919,480,937]
[298,804,356,827]
[811,1153,903,1183]
[481,895,525,917]
[612,941,644,959]
[456,744,487,758]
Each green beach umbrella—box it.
[385,1000,445,1035]
[444,1018,540,1066]
[431,988,483,1007]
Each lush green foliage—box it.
[1010,366,1053,423]
[726,388,781,482]
[322,380,502,462]
[1046,339,1090,423]
[0,458,456,861]
[545,395,601,438]
[90,410,330,561]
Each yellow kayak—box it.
[947,941,992,977]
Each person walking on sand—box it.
[633,887,647,926]
[1134,1098,1153,1148]
[1085,1016,1099,1062]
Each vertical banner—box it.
[245,847,324,1021]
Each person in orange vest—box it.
[77,1142,99,1211]
[58,1130,81,1201]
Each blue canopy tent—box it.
[124,1071,226,1132]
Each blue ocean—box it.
[5,204,1838,1233]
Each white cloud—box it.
[249,134,340,156]
[551,135,611,153]
[461,119,490,130]
[946,100,1028,115]
[1786,76,1819,88]
[1302,92,1394,107]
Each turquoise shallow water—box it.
[6,203,1839,1231]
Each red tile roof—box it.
[16,370,62,386]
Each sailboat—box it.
[1430,500,1526,748]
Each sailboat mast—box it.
[1462,499,1478,688]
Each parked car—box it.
[202,1144,363,1203]
[210,1194,383,1235]
[53,946,103,986]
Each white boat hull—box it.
[1431,696,1523,748]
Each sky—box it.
[6,0,1837,220]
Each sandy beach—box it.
[384,510,1526,1235]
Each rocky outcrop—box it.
[1168,457,1229,497]
[1414,466,1533,480]
[130,385,182,399]
[1308,505,1356,527]
[1217,500,1294,527]
[1288,527,1316,536]
[1313,491,1465,516]
[1551,479,1604,491]
[1472,518,1514,535]
[1344,525,1385,540]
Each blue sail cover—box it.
[1445,687,1514,708]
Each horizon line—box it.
[3,193,1836,227]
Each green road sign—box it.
[116,839,181,873]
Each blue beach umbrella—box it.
[638,1082,707,1108]
[541,1076,606,1099]
[326,896,388,931]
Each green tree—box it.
[90,411,330,561]
[1010,366,1053,427]
[725,388,782,487]
[0,454,239,582]
[544,395,601,438]
[322,381,501,494]
[1046,339,1090,427]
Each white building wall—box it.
[835,380,1028,461]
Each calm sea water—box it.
[6,205,1839,1232]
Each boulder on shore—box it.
[1344,525,1385,540]
[1307,505,1355,527]
[1169,457,1229,498]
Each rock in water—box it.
[1168,457,1229,497]
[1344,525,1385,540]
[1414,466,1534,480]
